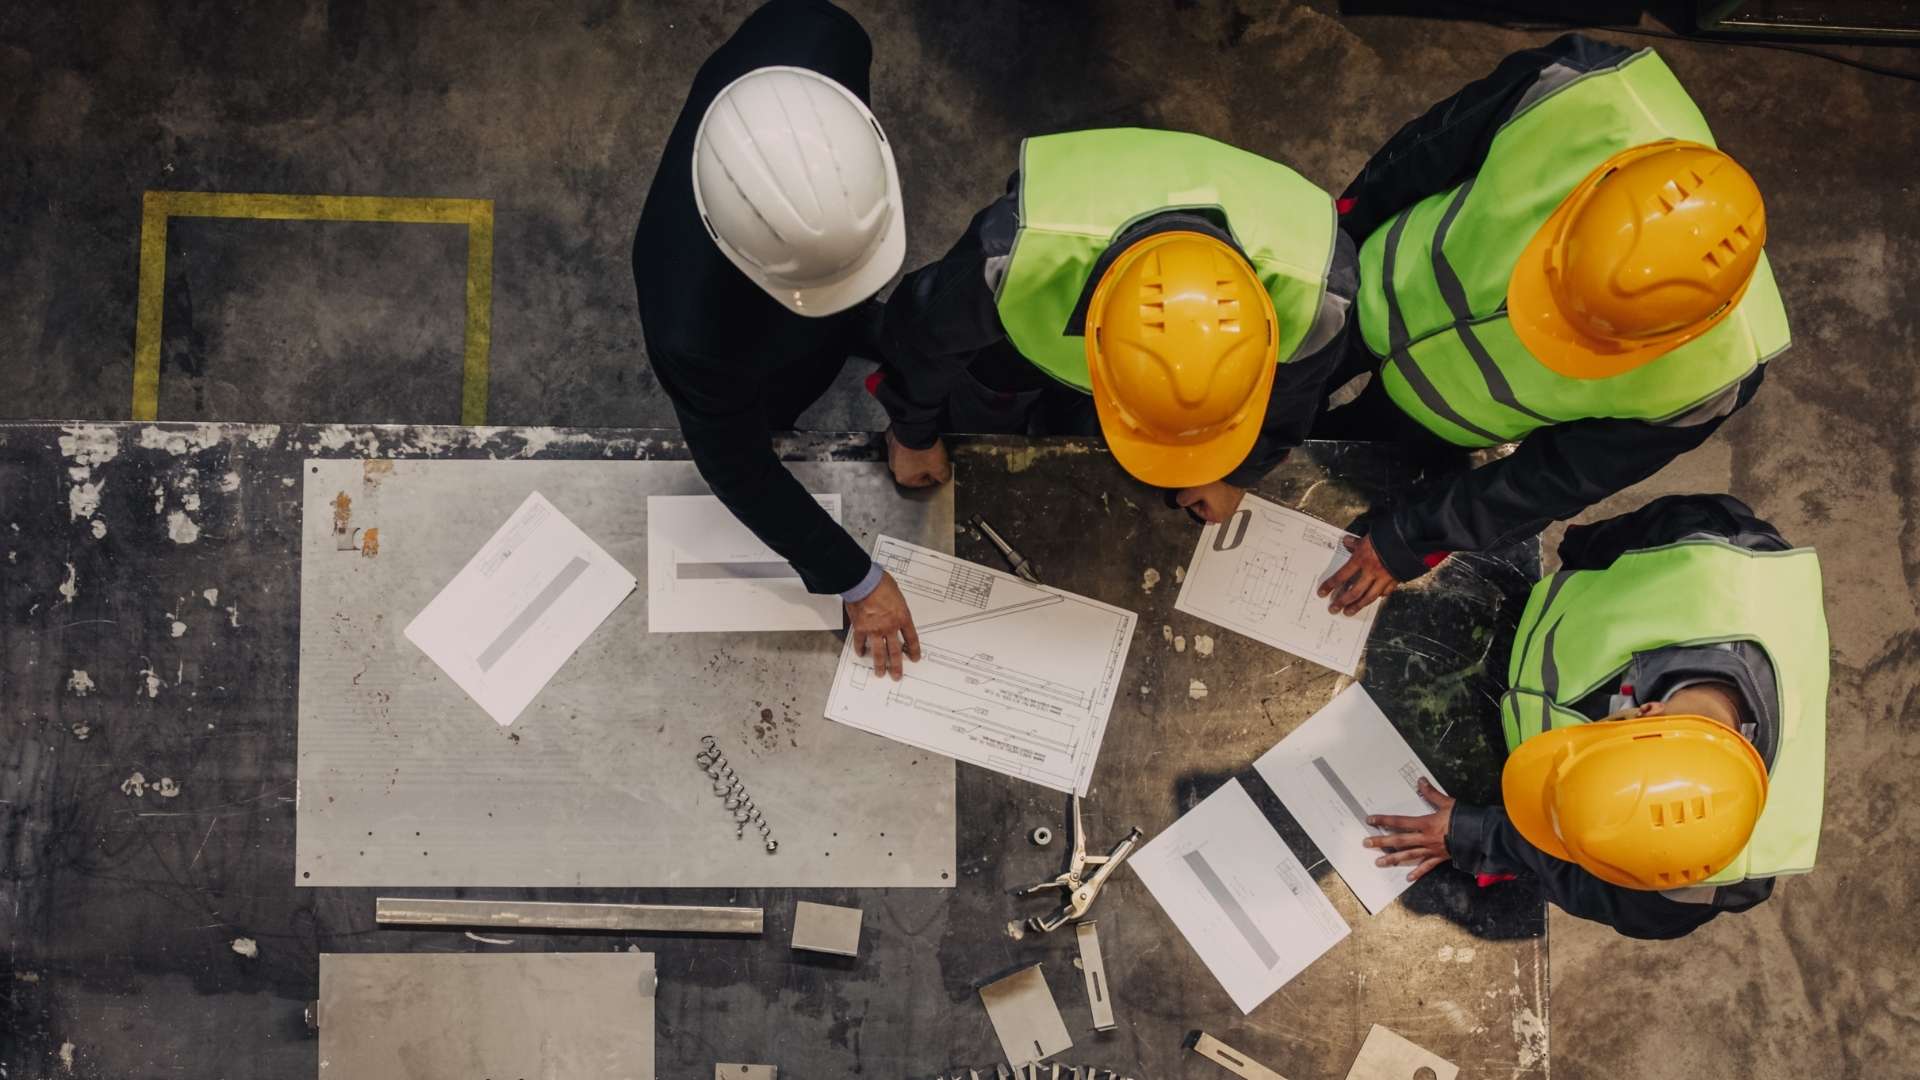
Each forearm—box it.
[660,380,872,596]
[875,187,1019,449]
[1367,415,1720,580]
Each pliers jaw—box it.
[1014,797,1143,933]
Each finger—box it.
[870,633,888,676]
[1342,535,1359,552]
[1198,500,1226,524]
[1417,777,1453,809]
[1340,575,1393,617]
[1367,814,1427,832]
[1331,569,1379,613]
[1175,487,1202,508]
[1379,846,1438,867]
[900,619,922,663]
[1319,558,1361,601]
[854,628,870,658]
[1408,856,1447,882]
[885,632,904,680]
[1367,832,1425,853]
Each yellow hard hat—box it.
[1085,231,1277,489]
[1501,714,1767,891]
[1508,140,1767,379]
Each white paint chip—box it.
[170,620,187,638]
[139,665,162,699]
[59,1040,75,1073]
[1194,634,1214,658]
[58,561,78,603]
[221,472,242,492]
[1174,635,1186,652]
[231,937,258,959]
[67,670,95,696]
[120,772,147,797]
[203,588,219,606]
[155,777,181,798]
[1141,567,1161,593]
[69,478,104,521]
[1188,679,1209,700]
[167,511,201,544]
[90,519,107,539]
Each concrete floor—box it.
[3,1,1917,1076]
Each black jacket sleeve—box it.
[1340,34,1637,238]
[874,182,1021,451]
[1364,366,1768,581]
[650,349,872,596]
[1556,492,1790,567]
[1447,803,1766,940]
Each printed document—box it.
[1174,494,1379,675]
[823,536,1136,796]
[646,494,842,632]
[1130,780,1349,1014]
[1254,683,1448,914]
[405,491,636,726]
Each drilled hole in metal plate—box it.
[1413,1067,1438,1080]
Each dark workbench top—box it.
[0,423,1546,1078]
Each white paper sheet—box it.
[1174,494,1380,675]
[404,491,637,726]
[822,536,1136,796]
[1253,683,1448,914]
[1129,780,1349,1014]
[646,494,842,633]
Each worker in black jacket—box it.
[1363,494,1829,940]
[1315,35,1788,614]
[633,0,921,676]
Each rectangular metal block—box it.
[1343,1025,1458,1080]
[317,951,654,1079]
[1073,921,1115,1031]
[295,458,956,887]
[1191,1032,1288,1080]
[979,964,1072,1069]
[791,900,863,957]
[376,897,762,935]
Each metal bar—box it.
[1074,921,1115,1031]
[376,897,763,935]
[1189,1032,1289,1080]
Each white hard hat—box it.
[691,66,905,316]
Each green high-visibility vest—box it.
[1501,540,1828,884]
[996,128,1336,392]
[1356,50,1792,448]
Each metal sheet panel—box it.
[296,458,956,886]
[317,952,656,1079]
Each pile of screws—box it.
[698,735,777,854]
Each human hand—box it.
[1173,481,1247,524]
[1362,777,1455,882]
[845,570,921,680]
[885,427,951,488]
[1318,535,1400,616]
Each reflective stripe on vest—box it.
[996,128,1335,392]
[1357,50,1793,448]
[1500,541,1829,883]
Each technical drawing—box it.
[827,536,1137,796]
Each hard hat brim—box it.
[1506,194,1684,380]
[1088,350,1272,490]
[1499,721,1598,864]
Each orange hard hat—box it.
[1085,231,1277,489]
[1508,140,1767,379]
[1501,714,1768,891]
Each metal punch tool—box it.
[1015,797,1142,933]
[971,514,1040,584]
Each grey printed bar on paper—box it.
[477,556,590,671]
[675,561,798,580]
[1313,756,1379,833]
[1182,850,1280,969]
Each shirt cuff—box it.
[1446,802,1504,876]
[1365,510,1437,582]
[839,562,884,605]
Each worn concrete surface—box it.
[2,1,1917,1077]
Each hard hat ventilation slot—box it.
[1650,804,1666,828]
[1671,799,1688,824]
[1691,796,1707,820]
